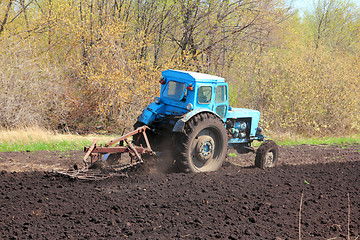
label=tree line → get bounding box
[0,0,359,135]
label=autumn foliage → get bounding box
[0,0,359,136]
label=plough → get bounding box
[57,126,153,180]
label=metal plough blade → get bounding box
[56,168,128,181]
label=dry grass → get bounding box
[0,127,115,152]
[299,190,304,240]
[0,127,112,143]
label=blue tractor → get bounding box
[134,69,279,172]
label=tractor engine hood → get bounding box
[227,107,260,119]
[227,107,261,136]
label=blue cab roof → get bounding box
[162,69,225,83]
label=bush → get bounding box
[0,37,71,129]
[228,44,359,136]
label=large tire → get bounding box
[175,113,228,172]
[255,140,279,169]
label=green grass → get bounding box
[272,135,360,146]
[1,128,359,152]
[0,139,96,152]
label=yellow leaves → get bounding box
[1,0,357,133]
[228,38,359,136]
[73,22,168,126]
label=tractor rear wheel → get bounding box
[175,113,227,172]
[255,140,279,169]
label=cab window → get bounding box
[198,86,212,104]
[163,81,186,101]
[215,85,227,103]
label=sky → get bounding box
[287,0,316,17]
[288,0,360,17]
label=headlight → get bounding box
[239,122,247,131]
[235,121,247,131]
[186,103,193,111]
[256,126,262,134]
[154,97,160,104]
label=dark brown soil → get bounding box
[0,144,359,239]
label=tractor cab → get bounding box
[160,70,229,120]
[138,70,230,128]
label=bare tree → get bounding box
[166,0,290,73]
[306,0,360,51]
[0,0,13,34]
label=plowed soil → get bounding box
[0,144,359,239]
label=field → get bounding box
[1,0,359,238]
[0,144,359,239]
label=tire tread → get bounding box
[255,140,279,169]
[175,113,227,172]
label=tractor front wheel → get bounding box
[175,113,227,172]
[255,140,279,169]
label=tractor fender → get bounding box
[172,109,224,132]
